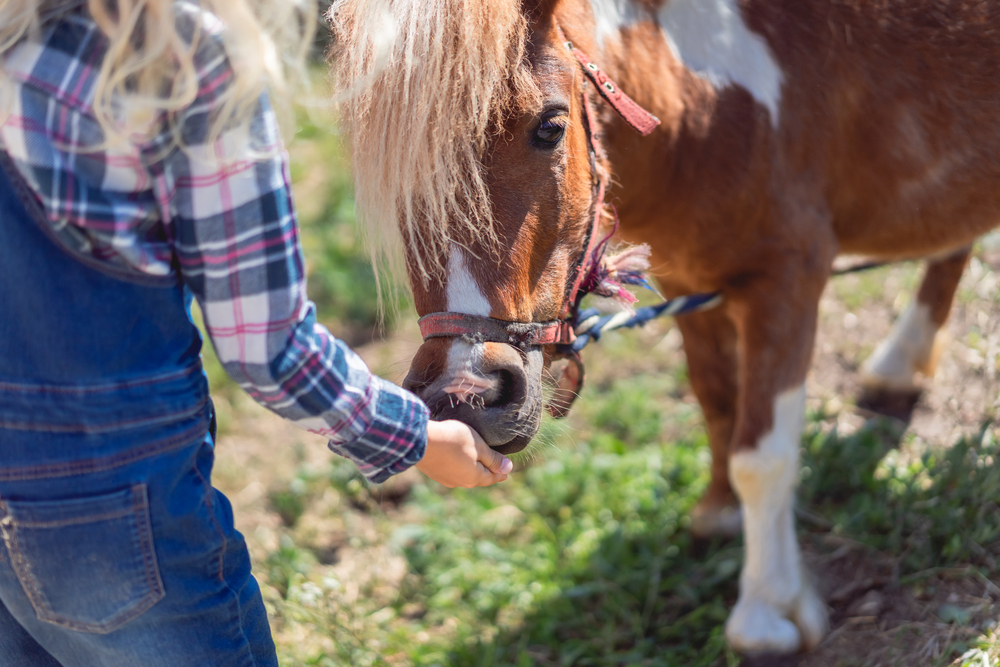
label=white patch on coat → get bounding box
[442,245,496,402]
[725,385,827,654]
[861,302,937,390]
[658,0,784,124]
[589,0,645,45]
[446,244,491,316]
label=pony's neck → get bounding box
[580,0,778,230]
[584,0,783,125]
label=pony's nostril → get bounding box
[481,365,526,409]
[482,369,513,407]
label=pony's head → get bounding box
[332,0,641,453]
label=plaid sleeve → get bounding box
[144,18,428,483]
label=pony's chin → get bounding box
[461,404,539,455]
[424,348,545,456]
[488,433,532,455]
[426,400,540,455]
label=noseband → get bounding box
[418,25,662,418]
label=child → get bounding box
[0,0,512,664]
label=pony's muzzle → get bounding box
[403,340,542,454]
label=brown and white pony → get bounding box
[331,0,999,655]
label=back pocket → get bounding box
[0,484,164,633]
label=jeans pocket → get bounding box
[0,484,165,634]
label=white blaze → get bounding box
[446,244,491,316]
[861,301,938,390]
[725,385,827,654]
[659,0,784,124]
[443,245,495,402]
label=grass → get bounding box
[248,377,1000,667]
[800,418,1000,576]
[196,76,1000,666]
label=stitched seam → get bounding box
[0,396,208,433]
[13,507,132,528]
[131,485,165,606]
[192,462,227,582]
[34,582,163,633]
[34,601,154,633]
[0,509,54,619]
[0,365,203,394]
[2,488,166,634]
[0,419,206,481]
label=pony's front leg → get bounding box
[676,306,741,537]
[723,282,828,655]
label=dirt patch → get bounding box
[790,537,1000,667]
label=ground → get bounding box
[199,98,1000,667]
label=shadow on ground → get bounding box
[422,407,1000,667]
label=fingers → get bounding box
[472,440,512,487]
[420,420,514,488]
[475,438,513,475]
[474,466,508,487]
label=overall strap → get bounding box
[0,151,176,287]
[0,148,208,433]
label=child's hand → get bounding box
[417,420,513,488]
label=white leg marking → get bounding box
[861,301,938,390]
[446,244,491,316]
[658,0,784,125]
[725,385,827,655]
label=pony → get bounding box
[331,0,1000,655]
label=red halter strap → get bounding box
[416,25,660,415]
[418,312,575,347]
[559,28,660,137]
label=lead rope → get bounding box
[567,257,913,355]
[568,292,723,352]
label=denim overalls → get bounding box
[0,152,277,665]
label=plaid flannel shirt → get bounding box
[0,5,428,483]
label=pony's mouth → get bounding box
[425,393,540,455]
[406,344,545,454]
[488,433,532,455]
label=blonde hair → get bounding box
[329,0,539,283]
[0,0,317,147]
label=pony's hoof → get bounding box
[689,499,742,538]
[792,581,829,651]
[725,598,801,655]
[855,383,921,422]
[725,583,828,655]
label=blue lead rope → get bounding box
[568,292,723,353]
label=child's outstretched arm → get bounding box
[148,20,510,487]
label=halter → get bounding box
[418,26,707,418]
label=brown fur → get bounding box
[333,0,998,651]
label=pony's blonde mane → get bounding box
[0,0,315,149]
[329,0,540,284]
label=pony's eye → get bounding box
[533,118,566,147]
